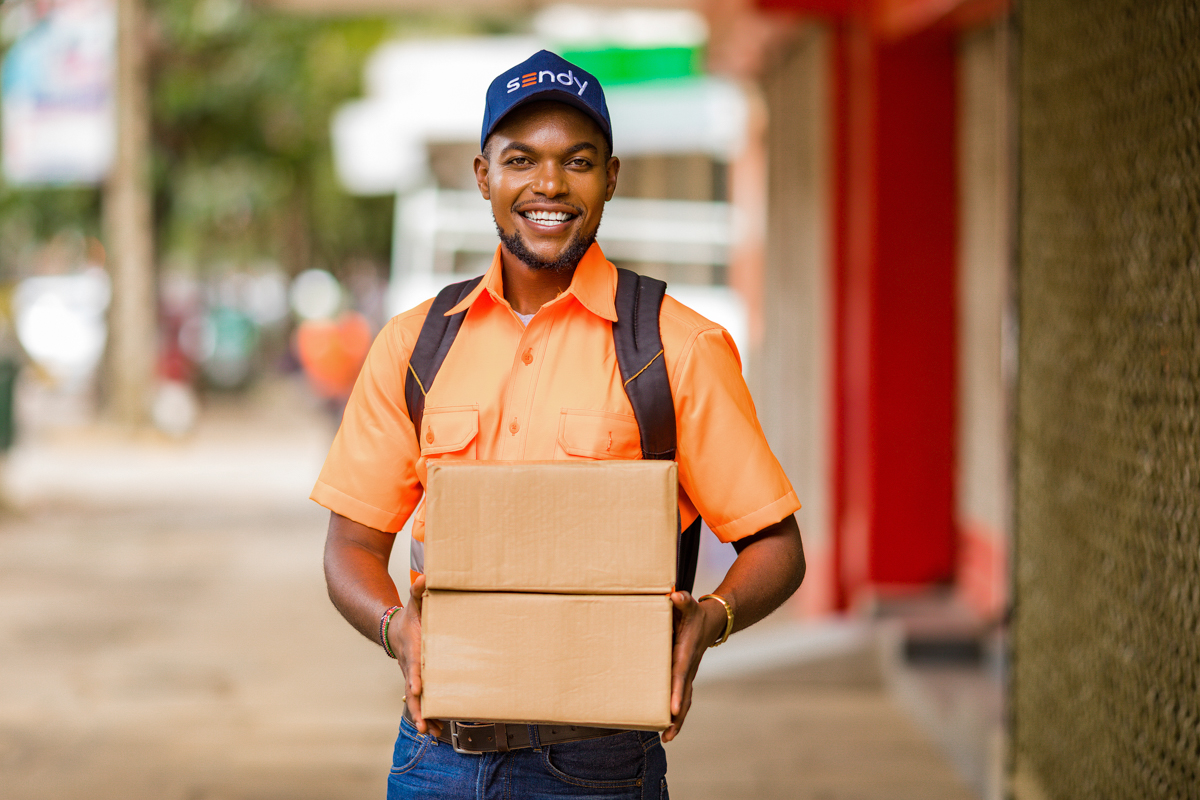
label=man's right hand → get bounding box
[388,574,441,738]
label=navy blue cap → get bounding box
[481,50,611,153]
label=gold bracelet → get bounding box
[696,594,734,647]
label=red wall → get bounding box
[760,0,995,606]
[868,30,958,585]
[833,22,958,602]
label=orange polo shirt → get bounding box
[311,243,799,565]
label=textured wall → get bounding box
[1014,0,1200,796]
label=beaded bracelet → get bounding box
[379,605,403,659]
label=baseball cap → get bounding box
[481,50,612,154]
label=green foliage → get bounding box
[149,1,396,276]
[0,187,101,280]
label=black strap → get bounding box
[676,516,703,596]
[404,276,484,436]
[612,269,676,461]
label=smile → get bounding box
[520,210,576,227]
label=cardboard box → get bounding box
[423,461,677,594]
[421,590,672,730]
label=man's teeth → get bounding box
[522,210,572,225]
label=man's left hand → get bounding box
[663,590,724,742]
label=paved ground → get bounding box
[0,379,975,799]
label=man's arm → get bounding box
[323,512,439,736]
[663,513,805,742]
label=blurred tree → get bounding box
[148,1,396,277]
[147,3,515,279]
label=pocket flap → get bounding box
[558,409,642,460]
[421,407,479,455]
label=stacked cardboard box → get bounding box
[420,460,677,731]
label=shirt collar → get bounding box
[444,242,618,322]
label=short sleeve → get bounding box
[672,326,801,542]
[309,310,428,533]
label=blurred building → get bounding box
[689,0,1012,624]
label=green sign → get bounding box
[557,46,704,86]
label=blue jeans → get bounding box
[387,717,669,800]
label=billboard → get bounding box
[2,0,116,186]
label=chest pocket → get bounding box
[556,409,642,460]
[420,406,479,459]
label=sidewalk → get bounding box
[0,379,976,799]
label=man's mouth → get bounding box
[520,209,577,228]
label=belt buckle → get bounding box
[448,721,485,755]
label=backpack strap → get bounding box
[612,268,703,593]
[613,269,676,460]
[404,276,484,436]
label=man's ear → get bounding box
[473,154,491,200]
[605,156,621,202]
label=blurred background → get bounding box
[0,0,1196,799]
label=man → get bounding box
[314,50,805,799]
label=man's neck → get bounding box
[499,247,577,315]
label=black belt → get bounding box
[402,704,625,754]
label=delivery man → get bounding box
[313,50,806,800]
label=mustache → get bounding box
[511,201,585,216]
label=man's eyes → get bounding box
[502,156,594,168]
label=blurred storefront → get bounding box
[700,0,1014,623]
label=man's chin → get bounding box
[497,225,595,272]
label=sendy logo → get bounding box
[506,69,589,97]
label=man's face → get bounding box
[474,101,619,271]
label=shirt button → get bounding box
[509,419,520,435]
[522,348,533,365]
[426,428,434,444]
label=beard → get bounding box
[495,214,599,272]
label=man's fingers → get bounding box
[406,692,428,735]
[409,574,427,607]
[664,669,696,743]
[670,632,693,714]
[665,589,708,741]
[670,590,693,614]
[399,576,427,733]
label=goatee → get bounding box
[495,218,598,272]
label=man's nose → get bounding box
[531,162,568,197]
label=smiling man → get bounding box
[314,50,806,800]
[483,99,610,274]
